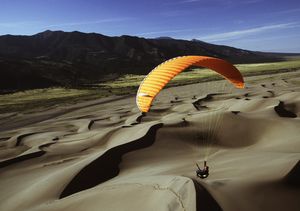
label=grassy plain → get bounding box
[1,59,300,113]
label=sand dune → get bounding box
[0,71,300,211]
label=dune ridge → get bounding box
[0,71,300,211]
[60,123,163,198]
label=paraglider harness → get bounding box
[196,161,209,179]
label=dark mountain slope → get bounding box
[0,30,283,91]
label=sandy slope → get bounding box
[0,71,300,211]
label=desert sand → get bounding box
[0,70,300,211]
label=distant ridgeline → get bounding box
[0,30,283,91]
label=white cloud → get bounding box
[164,0,201,5]
[199,22,299,42]
[241,0,262,4]
[137,29,194,36]
[0,21,40,28]
[224,34,300,53]
[271,8,300,15]
[179,0,200,3]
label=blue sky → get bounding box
[1,0,300,52]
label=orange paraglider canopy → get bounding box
[136,55,244,112]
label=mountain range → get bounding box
[0,30,287,91]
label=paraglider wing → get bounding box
[136,56,244,112]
